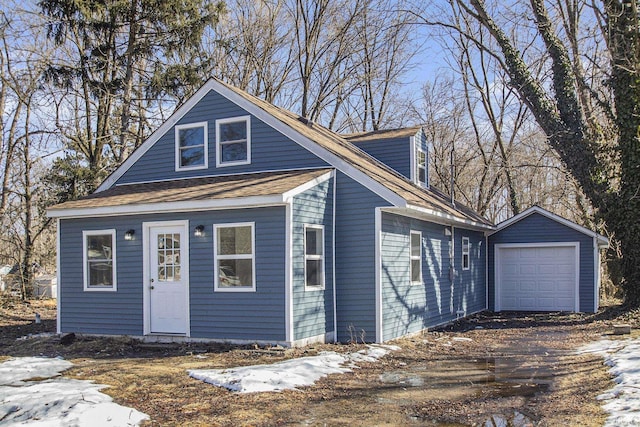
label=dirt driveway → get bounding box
[0,299,624,426]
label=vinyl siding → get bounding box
[59,207,287,340]
[117,90,329,185]
[488,212,595,312]
[334,172,391,342]
[380,213,486,340]
[291,178,334,341]
[353,137,412,179]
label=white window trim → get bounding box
[462,237,470,271]
[216,115,251,168]
[416,147,428,187]
[304,224,325,290]
[410,230,423,285]
[82,229,117,292]
[175,121,209,171]
[213,222,256,292]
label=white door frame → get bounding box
[143,220,190,336]
[494,242,580,312]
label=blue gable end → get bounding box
[117,90,329,185]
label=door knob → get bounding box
[150,286,155,290]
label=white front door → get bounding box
[148,223,189,334]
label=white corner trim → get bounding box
[375,207,383,343]
[494,242,580,312]
[331,170,337,343]
[56,218,61,334]
[285,202,293,343]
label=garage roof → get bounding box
[493,206,609,247]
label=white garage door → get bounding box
[496,244,578,312]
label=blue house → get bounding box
[48,78,604,347]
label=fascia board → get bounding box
[47,195,285,219]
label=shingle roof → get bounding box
[342,126,423,143]
[213,79,492,227]
[55,78,492,228]
[48,169,331,212]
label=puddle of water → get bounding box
[379,357,553,399]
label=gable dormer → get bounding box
[343,126,429,188]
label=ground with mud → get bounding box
[0,298,630,426]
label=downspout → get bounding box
[332,170,337,343]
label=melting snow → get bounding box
[580,337,640,427]
[0,357,148,426]
[189,344,399,393]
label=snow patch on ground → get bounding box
[189,344,399,393]
[0,357,149,426]
[580,337,640,427]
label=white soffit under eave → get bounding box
[390,205,494,231]
[491,205,609,246]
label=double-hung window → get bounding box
[410,231,422,284]
[416,148,427,186]
[175,122,208,170]
[304,225,324,289]
[214,223,255,292]
[462,237,470,270]
[83,229,116,291]
[216,116,251,167]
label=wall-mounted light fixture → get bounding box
[444,227,452,237]
[124,229,135,241]
[194,225,205,237]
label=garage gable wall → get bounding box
[488,212,595,312]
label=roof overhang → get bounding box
[384,206,495,231]
[491,205,609,247]
[48,169,333,220]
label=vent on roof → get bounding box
[298,116,314,128]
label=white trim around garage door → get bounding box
[494,242,580,312]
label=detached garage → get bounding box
[488,206,608,313]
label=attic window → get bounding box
[416,148,427,186]
[216,116,251,167]
[175,122,208,171]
